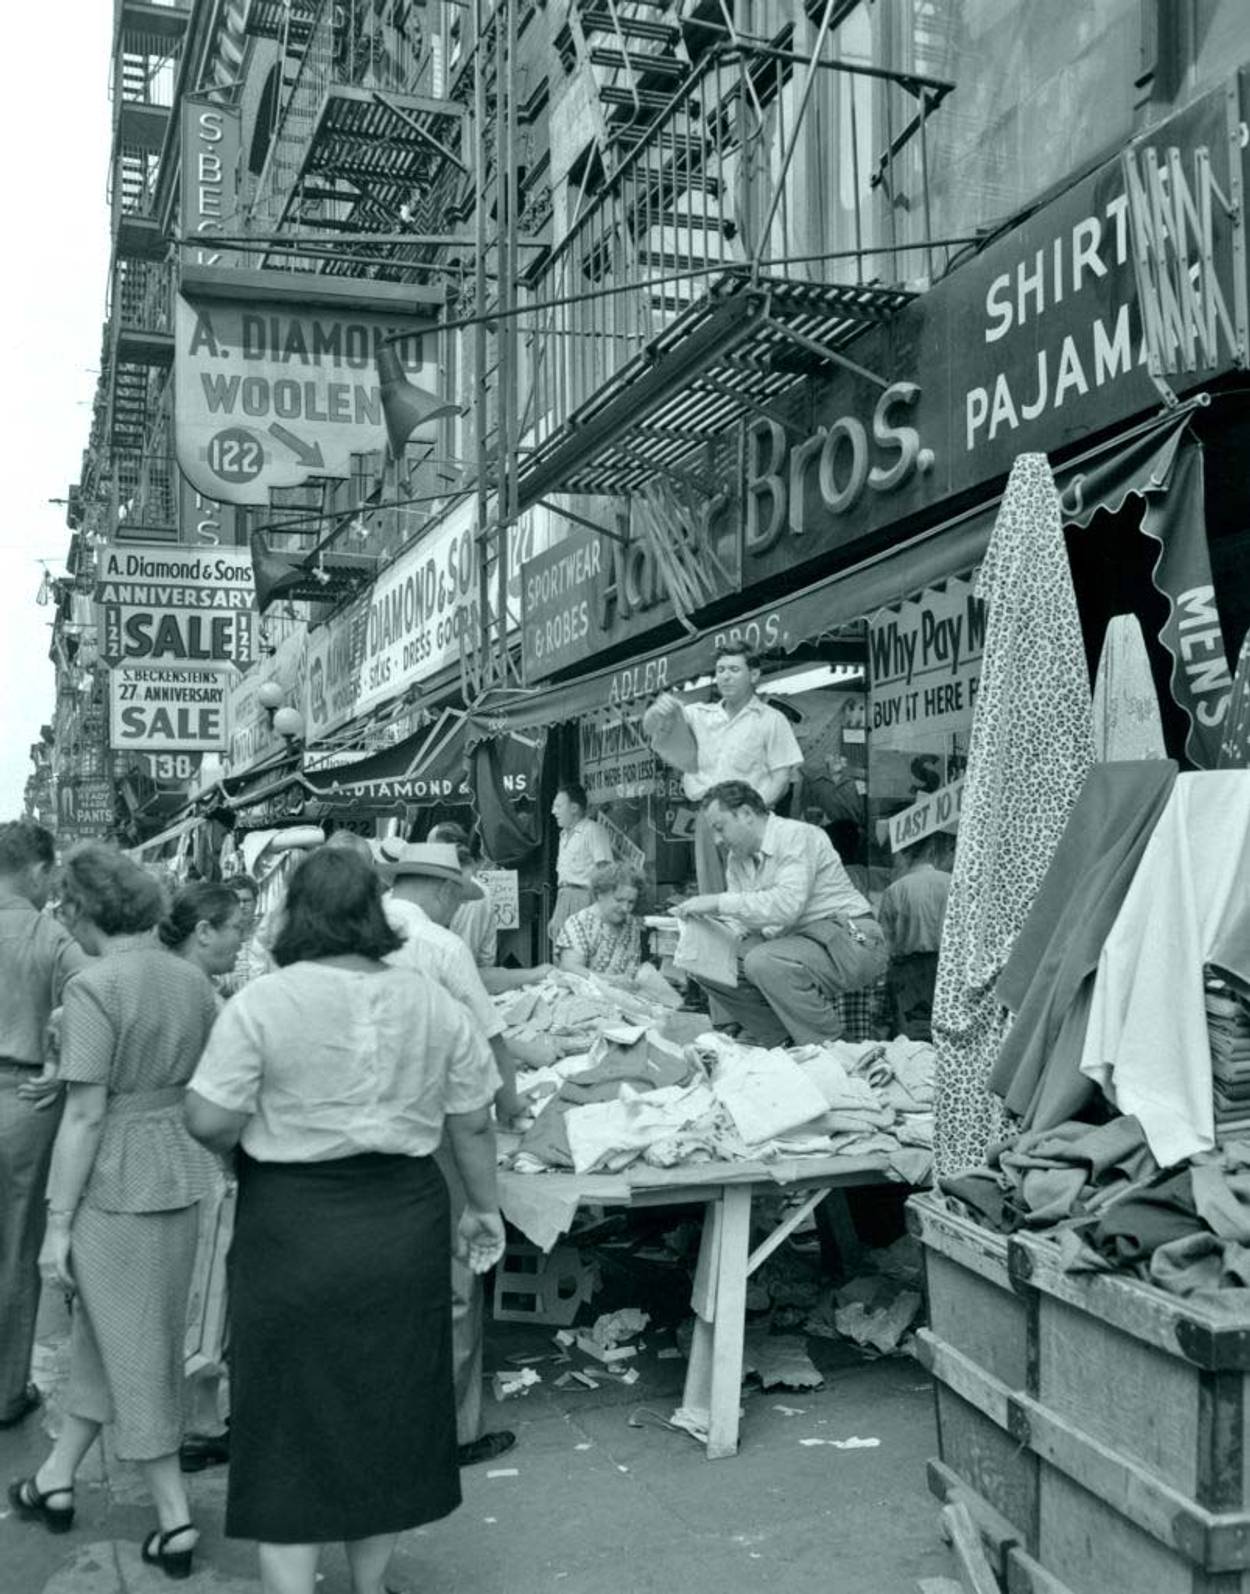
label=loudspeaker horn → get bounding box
[250,530,306,615]
[377,346,461,461]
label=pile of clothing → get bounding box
[505,1028,935,1180]
[1208,975,1250,1137]
[495,969,685,1055]
[942,1115,1250,1299]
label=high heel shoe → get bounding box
[140,1523,198,1581]
[7,1476,75,1533]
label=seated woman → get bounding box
[159,882,247,985]
[555,861,644,984]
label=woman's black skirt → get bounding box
[225,1151,459,1544]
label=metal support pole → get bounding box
[750,0,841,275]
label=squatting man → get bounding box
[673,781,887,1047]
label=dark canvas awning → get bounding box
[472,405,1201,741]
[303,710,469,814]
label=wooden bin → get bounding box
[909,1191,1250,1594]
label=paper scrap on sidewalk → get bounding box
[799,1435,881,1449]
[487,1468,519,1478]
[743,1331,824,1391]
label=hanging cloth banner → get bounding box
[470,730,546,865]
[1060,417,1233,768]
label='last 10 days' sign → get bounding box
[174,285,435,504]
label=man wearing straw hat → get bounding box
[643,642,803,895]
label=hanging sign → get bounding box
[94,543,256,668]
[868,576,986,750]
[888,778,963,853]
[174,279,436,504]
[179,94,241,269]
[110,664,232,753]
[303,500,481,741]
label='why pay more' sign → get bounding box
[868,575,986,749]
[174,287,435,505]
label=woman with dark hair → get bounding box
[555,860,645,982]
[9,844,220,1580]
[185,849,504,1594]
[159,882,246,981]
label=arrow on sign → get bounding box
[268,423,325,469]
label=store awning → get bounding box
[471,404,1200,740]
[302,709,470,815]
[125,814,202,860]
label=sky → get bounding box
[0,5,112,814]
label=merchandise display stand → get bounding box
[499,1152,919,1458]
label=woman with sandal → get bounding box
[8,844,220,1579]
[185,847,505,1594]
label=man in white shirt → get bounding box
[673,781,888,1047]
[548,781,613,942]
[643,643,803,894]
[376,840,518,1469]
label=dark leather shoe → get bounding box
[178,1433,230,1473]
[457,1431,516,1467]
[0,1385,41,1429]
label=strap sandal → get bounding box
[7,1476,75,1533]
[141,1522,198,1581]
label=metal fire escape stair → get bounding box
[558,0,696,160]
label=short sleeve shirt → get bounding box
[385,896,504,1039]
[555,906,642,979]
[59,943,221,1211]
[0,893,91,1064]
[451,894,498,969]
[556,818,614,887]
[190,962,500,1162]
[681,697,803,802]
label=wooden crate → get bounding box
[909,1191,1250,1594]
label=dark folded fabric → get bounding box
[939,1172,1016,1234]
[1088,1170,1200,1267]
[991,761,1178,1130]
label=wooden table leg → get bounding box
[705,1183,752,1458]
[676,1184,753,1457]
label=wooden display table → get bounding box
[499,1152,925,1458]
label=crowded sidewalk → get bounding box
[2,1291,951,1594]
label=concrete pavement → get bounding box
[1,1301,955,1594]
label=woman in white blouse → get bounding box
[185,848,504,1594]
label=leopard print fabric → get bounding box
[934,453,1095,1175]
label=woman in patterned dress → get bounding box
[8,844,220,1580]
[554,861,645,983]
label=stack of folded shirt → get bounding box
[1207,973,1250,1137]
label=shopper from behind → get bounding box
[642,643,803,893]
[555,860,645,983]
[0,820,91,1431]
[673,781,888,1046]
[877,833,952,1040]
[379,838,520,1469]
[9,845,220,1580]
[185,848,505,1594]
[159,882,247,985]
[547,780,612,942]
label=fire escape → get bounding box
[247,0,467,281]
[103,0,188,541]
[516,0,955,511]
